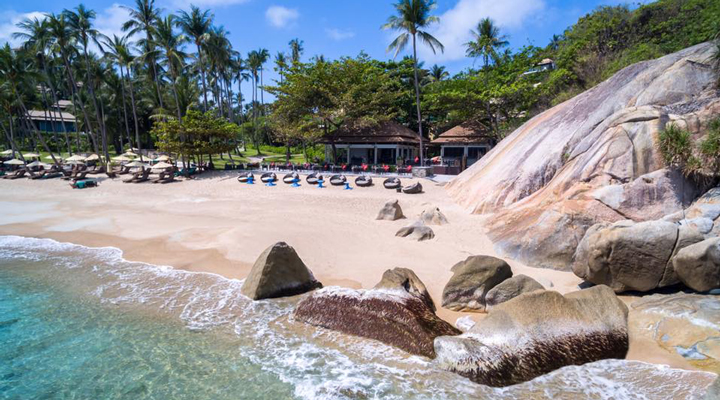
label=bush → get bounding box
[658,123,694,173]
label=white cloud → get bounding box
[171,0,250,8]
[265,6,299,29]
[0,10,46,47]
[325,28,355,41]
[414,0,546,62]
[95,3,134,42]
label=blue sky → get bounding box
[0,0,643,102]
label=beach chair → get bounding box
[402,182,423,194]
[123,170,144,183]
[383,177,401,190]
[306,172,322,185]
[237,172,254,183]
[283,172,300,184]
[261,172,278,183]
[4,169,27,180]
[70,179,98,189]
[355,176,373,187]
[133,169,152,183]
[329,175,347,186]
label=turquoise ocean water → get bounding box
[0,235,715,400]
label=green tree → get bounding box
[382,0,443,166]
[289,38,303,64]
[176,6,213,111]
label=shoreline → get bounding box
[0,173,699,372]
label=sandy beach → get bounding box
[0,171,695,371]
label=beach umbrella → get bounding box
[122,151,138,157]
[151,162,173,170]
[0,149,12,155]
[85,154,100,161]
[26,161,42,167]
[22,152,40,158]
[44,155,63,161]
[155,155,170,161]
[3,159,24,165]
[111,155,132,162]
[66,155,87,162]
[126,161,147,168]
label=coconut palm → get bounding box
[64,4,104,155]
[13,16,73,154]
[274,51,288,83]
[205,26,236,120]
[255,48,270,108]
[176,6,213,111]
[150,16,188,120]
[466,18,509,68]
[429,64,448,82]
[289,38,303,64]
[382,0,443,166]
[122,0,164,109]
[103,34,135,148]
[102,35,141,154]
[233,56,250,116]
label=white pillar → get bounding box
[374,144,378,165]
[464,146,469,157]
[347,145,351,165]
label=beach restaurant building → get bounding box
[28,100,77,133]
[431,122,494,172]
[320,122,420,165]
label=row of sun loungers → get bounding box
[237,172,422,193]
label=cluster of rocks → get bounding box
[442,255,543,312]
[573,187,720,293]
[241,242,629,387]
[376,200,449,242]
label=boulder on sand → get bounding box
[485,274,544,307]
[294,270,461,358]
[419,205,449,225]
[373,267,435,311]
[441,255,513,312]
[396,221,435,241]
[434,285,629,387]
[577,220,704,292]
[376,199,404,221]
[672,237,720,292]
[241,242,322,300]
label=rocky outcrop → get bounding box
[630,293,720,372]
[446,42,719,270]
[673,237,720,292]
[441,256,513,312]
[376,199,404,221]
[574,220,704,292]
[485,274,544,307]
[241,242,322,300]
[395,221,435,241]
[373,267,435,311]
[434,285,629,387]
[294,282,460,358]
[419,206,449,225]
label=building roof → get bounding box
[431,122,494,145]
[27,110,76,123]
[54,100,73,109]
[538,58,554,65]
[320,121,420,145]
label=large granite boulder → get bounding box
[241,242,322,300]
[376,199,404,221]
[446,42,719,270]
[373,267,435,311]
[419,206,449,225]
[294,285,460,358]
[395,221,435,241]
[434,285,629,387]
[673,237,720,292]
[441,256,513,312]
[485,274,544,307]
[577,220,704,292]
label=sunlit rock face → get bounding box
[447,42,720,270]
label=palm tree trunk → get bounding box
[15,94,60,166]
[225,77,234,122]
[82,46,103,155]
[42,61,72,155]
[127,67,141,155]
[119,65,133,149]
[411,33,425,167]
[197,42,209,111]
[61,53,94,152]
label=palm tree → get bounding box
[0,44,60,165]
[122,0,164,110]
[246,50,263,153]
[289,38,303,64]
[429,64,448,82]
[465,17,508,135]
[382,0,443,166]
[176,6,213,111]
[102,35,141,154]
[233,56,250,118]
[549,34,563,51]
[274,51,288,83]
[64,4,104,156]
[103,35,135,148]
[256,48,270,108]
[151,16,188,120]
[465,18,508,68]
[13,16,73,154]
[46,12,92,152]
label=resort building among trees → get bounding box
[431,122,494,172]
[28,100,76,133]
[321,122,420,165]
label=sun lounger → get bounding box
[383,177,401,190]
[355,176,373,187]
[261,172,278,183]
[306,172,322,185]
[4,169,27,180]
[238,172,254,183]
[70,179,98,189]
[329,175,347,186]
[402,182,423,194]
[133,169,152,183]
[283,172,300,184]
[158,174,176,184]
